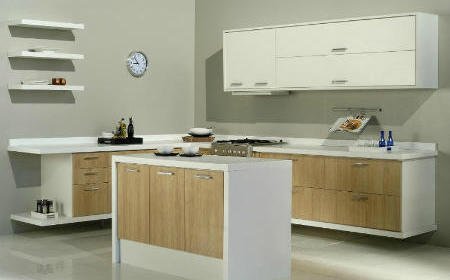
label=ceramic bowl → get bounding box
[182,145,200,155]
[188,128,213,136]
[157,146,174,154]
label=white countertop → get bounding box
[112,153,290,172]
[8,134,438,161]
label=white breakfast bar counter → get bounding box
[111,154,292,280]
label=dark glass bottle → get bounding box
[387,131,394,147]
[127,117,134,139]
[379,131,386,147]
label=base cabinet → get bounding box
[117,165,225,259]
[260,152,402,232]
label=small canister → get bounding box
[42,199,48,214]
[52,78,61,85]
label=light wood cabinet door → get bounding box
[73,152,108,169]
[292,186,313,219]
[73,183,108,217]
[312,189,337,223]
[117,163,150,244]
[149,166,185,251]
[324,157,350,191]
[349,159,401,195]
[384,195,401,231]
[294,155,325,188]
[185,169,224,259]
[336,191,365,227]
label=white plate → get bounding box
[28,47,61,53]
[20,80,50,85]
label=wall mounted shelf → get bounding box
[7,19,84,30]
[8,51,84,60]
[8,84,84,91]
[10,213,110,227]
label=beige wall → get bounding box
[0,0,195,234]
[195,0,450,247]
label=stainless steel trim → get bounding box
[126,168,140,173]
[331,47,348,52]
[332,80,348,84]
[195,175,213,180]
[254,82,268,86]
[352,162,369,166]
[83,157,99,160]
[352,194,369,201]
[230,82,243,86]
[84,187,100,192]
[84,172,97,176]
[157,171,174,176]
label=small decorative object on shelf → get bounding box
[127,117,134,138]
[52,78,66,85]
[387,130,394,147]
[379,131,386,147]
[32,199,58,219]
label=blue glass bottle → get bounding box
[387,131,394,147]
[379,131,386,147]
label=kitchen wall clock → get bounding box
[126,51,148,77]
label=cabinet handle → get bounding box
[254,82,268,86]
[83,157,99,160]
[352,194,368,201]
[157,171,174,176]
[126,168,140,173]
[230,82,243,86]
[84,172,98,176]
[331,47,348,52]
[352,162,369,167]
[331,80,348,84]
[84,187,100,191]
[195,174,213,180]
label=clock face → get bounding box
[127,51,148,77]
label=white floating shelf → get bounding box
[7,19,84,30]
[8,51,84,60]
[11,212,111,227]
[8,84,84,91]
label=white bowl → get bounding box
[102,132,114,138]
[157,146,174,154]
[182,145,199,155]
[189,128,212,136]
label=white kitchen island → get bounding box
[111,154,292,280]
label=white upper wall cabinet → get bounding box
[223,29,276,92]
[223,13,438,93]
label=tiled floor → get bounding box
[1,224,450,280]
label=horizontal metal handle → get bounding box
[195,175,213,180]
[83,157,99,160]
[332,80,348,84]
[83,172,98,176]
[84,187,100,192]
[230,82,243,86]
[352,195,368,201]
[126,168,140,173]
[352,162,369,166]
[254,82,268,86]
[331,47,348,52]
[157,171,174,176]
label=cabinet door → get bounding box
[117,163,150,244]
[384,195,401,231]
[292,186,313,219]
[277,16,415,57]
[149,166,185,251]
[224,29,276,90]
[293,155,325,188]
[312,189,337,223]
[324,157,351,191]
[349,159,384,194]
[336,191,365,227]
[277,51,415,88]
[73,183,108,217]
[185,169,224,259]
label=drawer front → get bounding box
[277,16,415,57]
[336,191,401,231]
[277,51,416,88]
[312,188,337,223]
[292,186,313,219]
[73,153,108,169]
[73,168,108,185]
[73,183,108,217]
[349,159,401,195]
